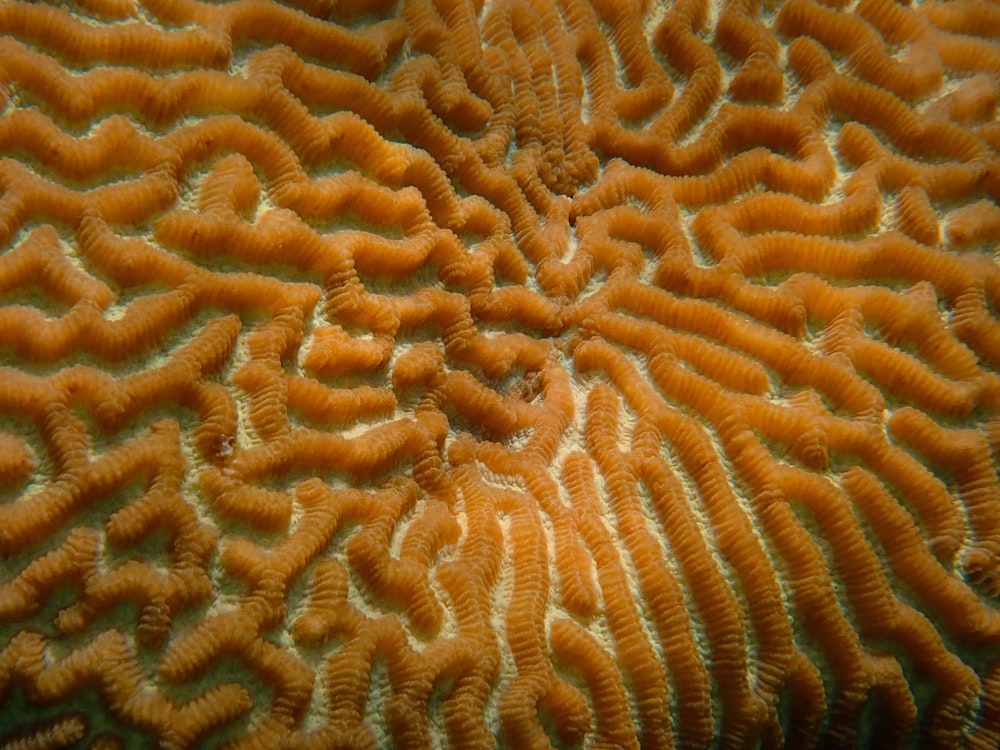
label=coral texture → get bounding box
[1,0,1000,747]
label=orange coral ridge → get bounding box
[1,0,1000,748]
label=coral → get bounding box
[1,0,999,747]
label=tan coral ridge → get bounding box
[1,0,1000,748]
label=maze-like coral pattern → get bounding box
[1,0,1000,747]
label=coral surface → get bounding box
[1,0,1000,747]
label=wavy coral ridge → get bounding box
[0,0,999,747]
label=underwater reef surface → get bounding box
[1,0,1000,747]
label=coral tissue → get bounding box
[1,0,1000,747]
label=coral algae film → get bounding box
[1,0,1000,747]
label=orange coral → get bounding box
[1,0,1000,747]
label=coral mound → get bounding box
[1,0,1000,748]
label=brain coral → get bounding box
[1,0,1000,748]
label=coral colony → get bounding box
[1,0,1000,747]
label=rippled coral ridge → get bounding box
[1,0,1000,747]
